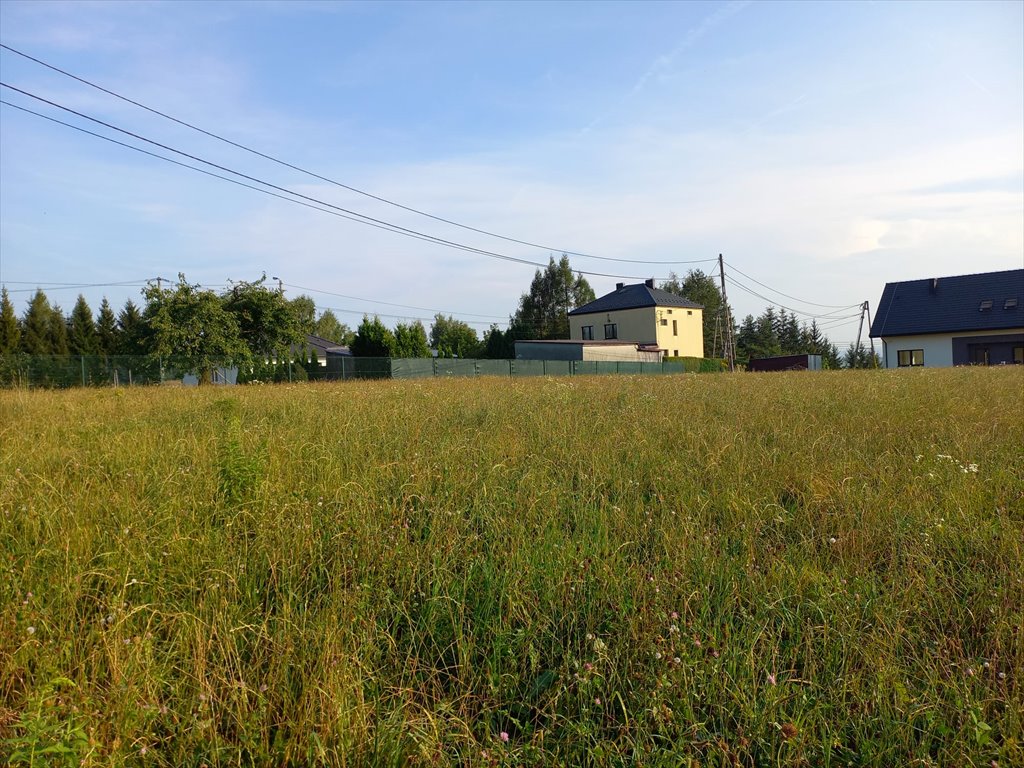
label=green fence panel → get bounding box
[640,362,664,375]
[617,362,643,375]
[435,359,478,377]
[594,362,618,375]
[392,358,435,379]
[475,359,512,377]
[662,360,685,374]
[542,360,572,376]
[573,361,597,376]
[511,359,546,377]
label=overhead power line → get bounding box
[284,283,507,321]
[723,260,856,309]
[0,42,712,268]
[0,87,695,282]
[724,274,860,320]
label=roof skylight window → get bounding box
[979,300,993,311]
[1005,298,1019,310]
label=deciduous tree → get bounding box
[143,274,251,384]
[430,314,480,357]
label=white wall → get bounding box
[881,328,1023,368]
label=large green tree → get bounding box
[511,255,595,340]
[116,299,149,356]
[143,275,251,384]
[0,287,20,354]
[393,321,431,358]
[430,314,480,358]
[47,304,70,355]
[20,290,53,354]
[350,316,395,357]
[96,298,118,357]
[660,270,734,358]
[68,295,98,355]
[313,309,354,346]
[222,276,304,359]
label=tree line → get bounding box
[0,257,876,384]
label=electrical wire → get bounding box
[0,43,717,268]
[1,86,693,281]
[724,275,860,319]
[723,260,858,309]
[283,283,506,321]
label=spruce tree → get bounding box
[68,294,98,355]
[20,289,52,354]
[0,287,20,354]
[48,305,70,355]
[96,298,118,356]
[117,299,147,356]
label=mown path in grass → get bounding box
[1,368,1022,767]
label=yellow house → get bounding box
[568,279,704,358]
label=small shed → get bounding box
[748,354,823,372]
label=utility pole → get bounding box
[272,276,283,294]
[718,253,736,372]
[853,300,878,369]
[865,301,878,368]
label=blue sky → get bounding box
[1,0,1021,346]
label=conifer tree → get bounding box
[48,305,70,355]
[0,287,20,354]
[68,294,98,355]
[116,299,147,356]
[96,298,118,356]
[20,289,52,354]
[393,321,431,358]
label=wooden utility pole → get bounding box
[718,253,736,371]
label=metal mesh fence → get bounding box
[0,354,726,388]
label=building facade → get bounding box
[568,279,704,358]
[869,269,1023,368]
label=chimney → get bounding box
[645,278,655,288]
[616,282,624,290]
[930,278,939,294]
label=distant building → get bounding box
[514,339,663,363]
[567,279,704,358]
[748,354,823,372]
[295,334,352,366]
[869,269,1023,368]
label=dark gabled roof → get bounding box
[569,282,702,316]
[869,268,1024,338]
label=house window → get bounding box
[1014,347,1023,364]
[660,318,668,326]
[666,309,672,314]
[674,349,679,357]
[897,349,924,367]
[581,325,593,340]
[687,310,693,315]
[604,323,618,340]
[672,320,678,336]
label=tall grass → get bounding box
[1,368,1021,766]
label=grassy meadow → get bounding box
[1,368,1022,767]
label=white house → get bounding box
[869,269,1023,368]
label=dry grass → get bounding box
[1,367,1022,766]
